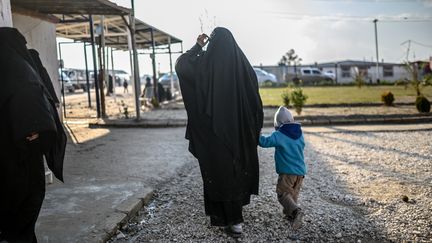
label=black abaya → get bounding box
[175,27,263,226]
[0,27,66,242]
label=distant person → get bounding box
[259,106,306,230]
[107,74,114,96]
[142,77,153,105]
[0,27,67,243]
[175,27,263,237]
[123,79,129,93]
[157,82,166,103]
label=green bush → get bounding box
[290,88,308,115]
[415,96,431,113]
[120,100,129,119]
[379,80,393,85]
[260,80,276,88]
[260,81,288,88]
[281,90,290,107]
[381,91,395,106]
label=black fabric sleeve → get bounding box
[188,43,203,56]
[8,82,57,144]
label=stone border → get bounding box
[89,114,432,129]
[100,188,154,242]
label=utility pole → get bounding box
[401,40,411,61]
[373,19,380,82]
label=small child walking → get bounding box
[259,106,306,229]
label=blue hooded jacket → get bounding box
[259,123,306,176]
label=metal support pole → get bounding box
[168,37,174,99]
[83,42,92,108]
[130,0,141,119]
[58,42,67,118]
[150,28,158,102]
[99,15,106,117]
[373,19,380,82]
[111,47,116,102]
[89,15,101,118]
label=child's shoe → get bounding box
[291,209,304,230]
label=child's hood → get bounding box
[277,123,302,140]
[274,106,294,128]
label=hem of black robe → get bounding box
[204,193,251,226]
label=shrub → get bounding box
[353,68,365,88]
[260,80,276,88]
[151,97,160,108]
[120,100,129,119]
[381,91,395,106]
[394,79,409,89]
[290,88,308,115]
[415,96,431,113]
[379,80,393,85]
[281,90,290,107]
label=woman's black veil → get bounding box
[197,27,263,165]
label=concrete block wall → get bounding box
[12,13,61,101]
[0,0,12,27]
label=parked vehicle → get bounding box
[297,67,333,84]
[323,70,336,80]
[62,68,93,91]
[158,72,180,99]
[254,68,277,83]
[158,72,179,89]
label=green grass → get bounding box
[259,85,432,106]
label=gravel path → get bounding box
[111,128,432,242]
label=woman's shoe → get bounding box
[225,223,242,238]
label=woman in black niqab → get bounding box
[0,27,66,243]
[175,27,263,233]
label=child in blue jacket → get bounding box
[259,106,306,230]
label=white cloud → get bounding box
[421,0,432,7]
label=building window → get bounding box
[383,65,393,77]
[341,66,351,78]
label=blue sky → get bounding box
[59,0,432,75]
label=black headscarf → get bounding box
[198,27,263,164]
[0,27,66,181]
[29,49,60,104]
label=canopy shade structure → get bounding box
[10,0,182,119]
[55,15,182,50]
[10,0,131,16]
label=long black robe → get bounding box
[0,27,66,242]
[175,27,263,226]
[28,49,67,182]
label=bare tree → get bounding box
[278,49,302,82]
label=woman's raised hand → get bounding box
[197,34,209,47]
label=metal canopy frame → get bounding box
[11,0,130,15]
[10,0,183,120]
[55,15,182,50]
